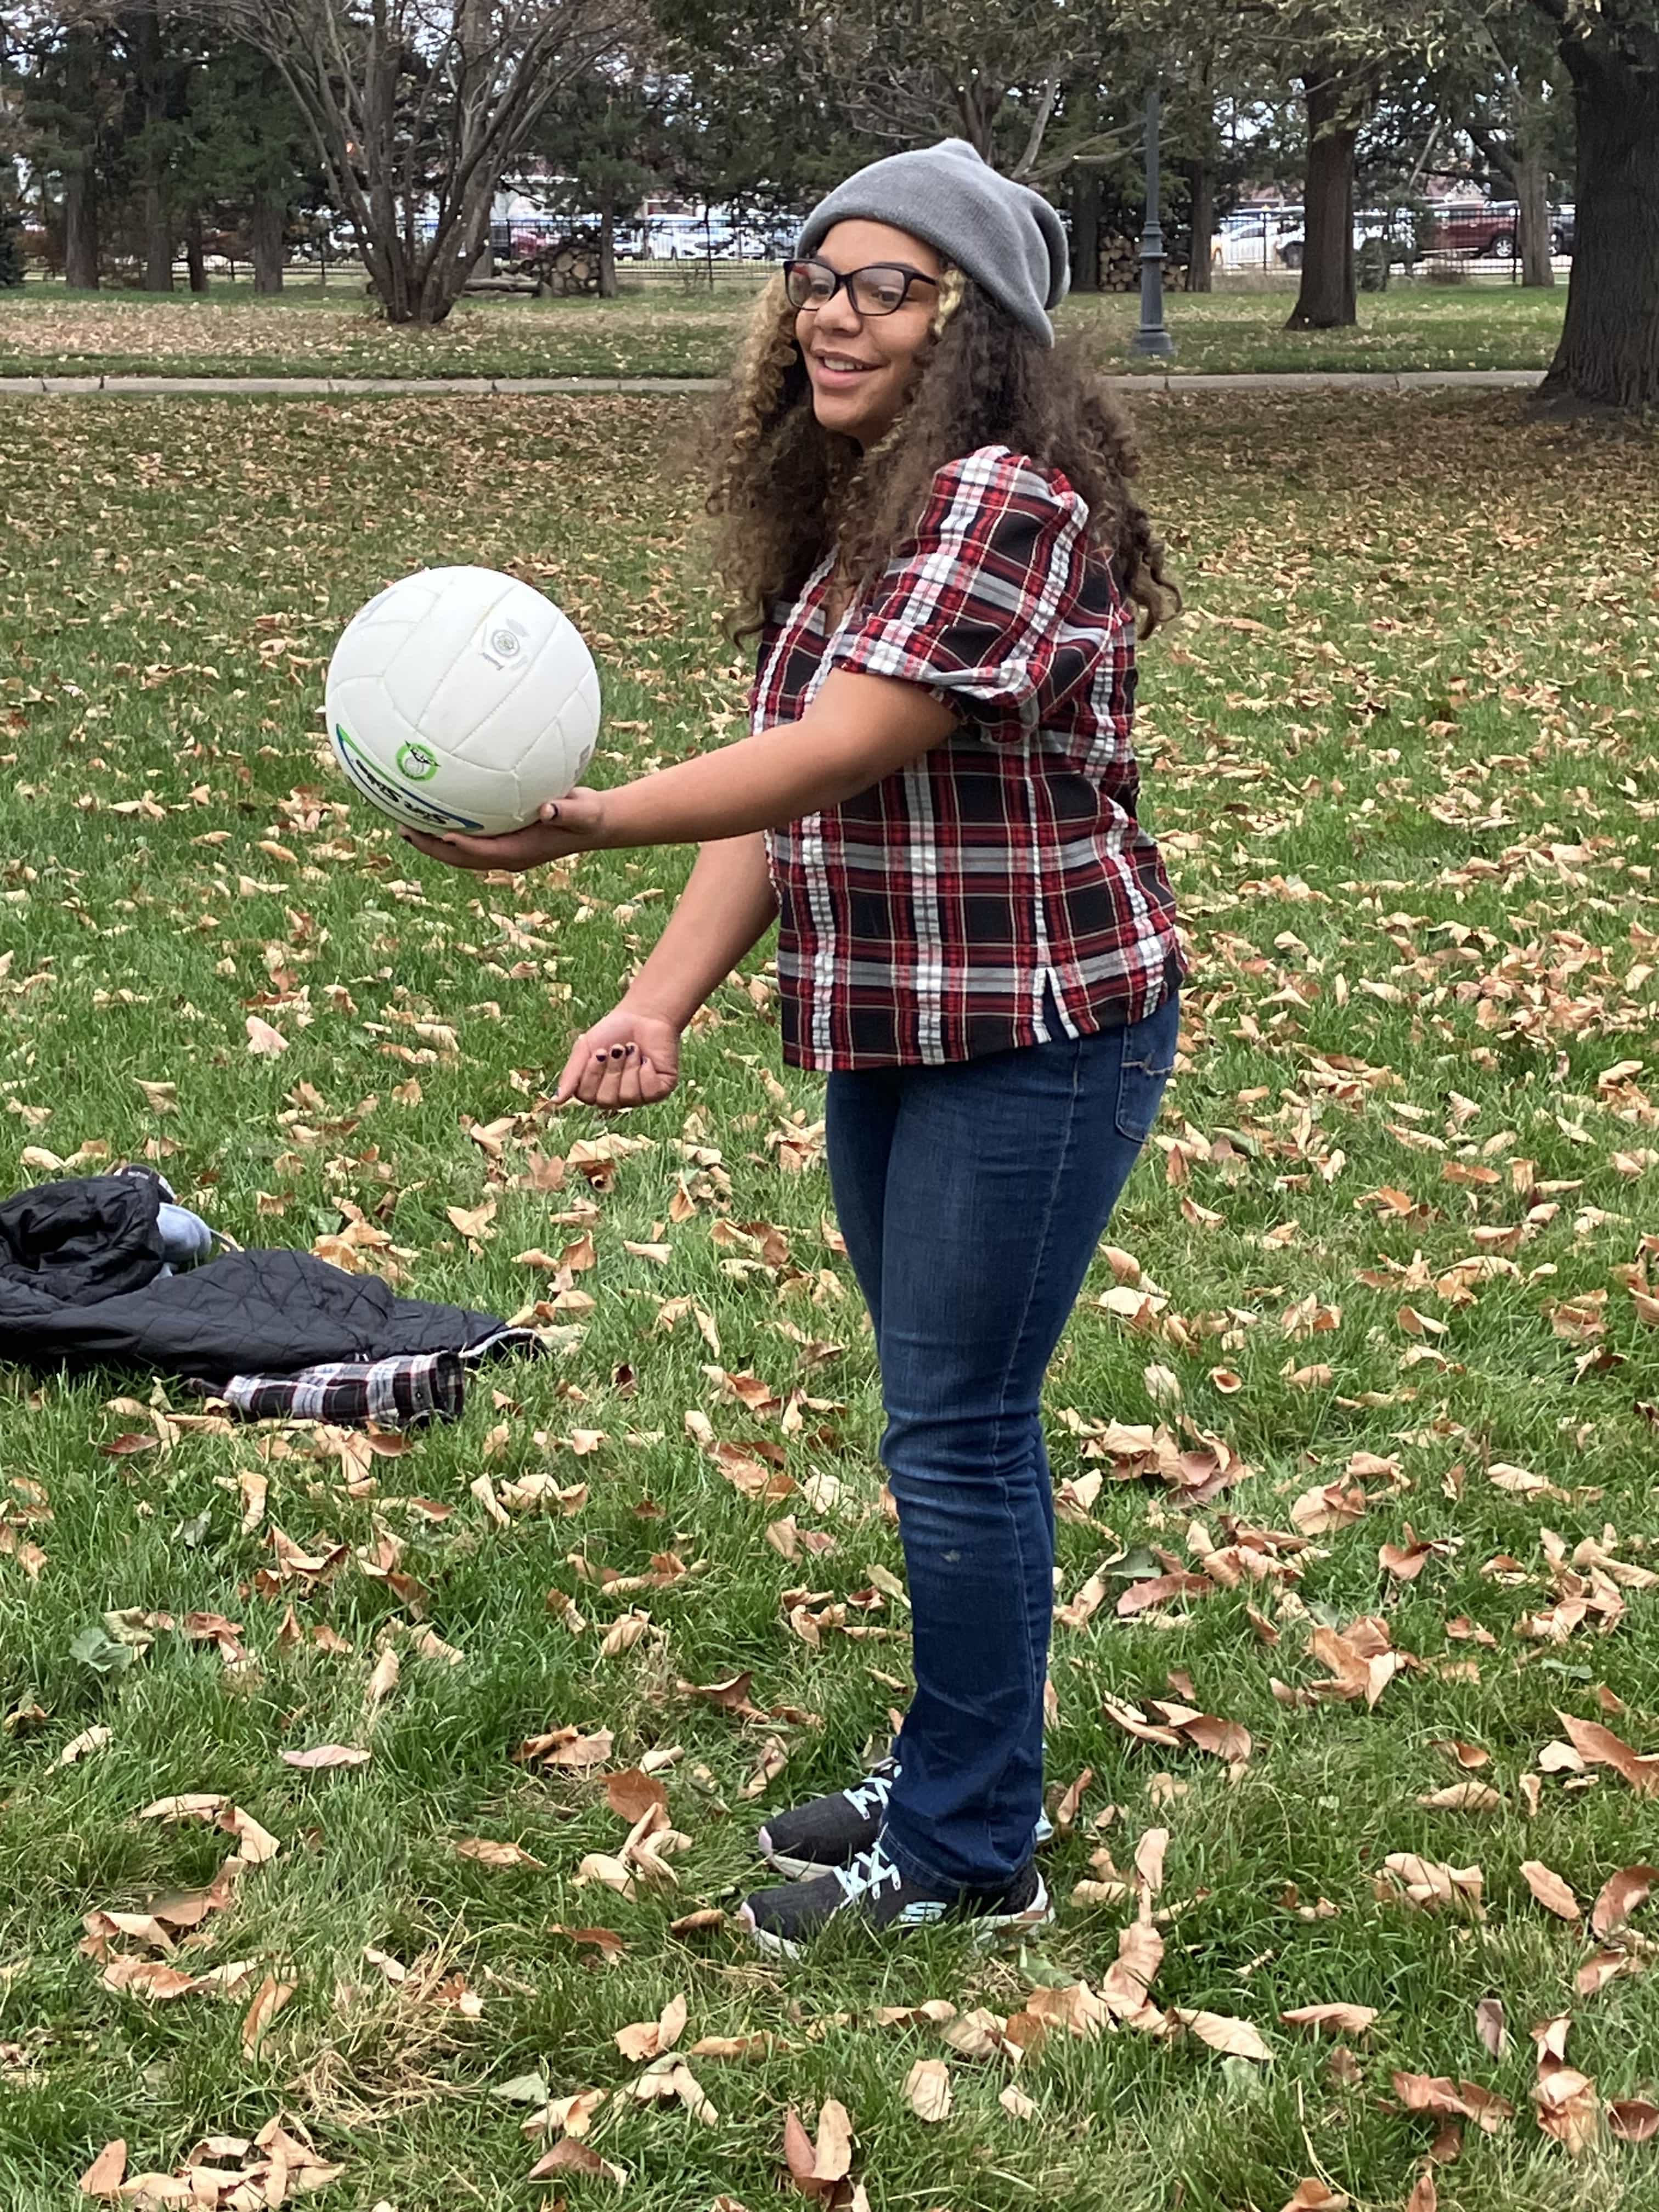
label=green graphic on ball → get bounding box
[396,741,440,783]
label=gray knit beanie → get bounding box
[795,138,1069,347]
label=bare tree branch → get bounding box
[1010,69,1058,177]
[193,0,633,319]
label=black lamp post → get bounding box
[1129,84,1175,359]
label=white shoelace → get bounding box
[833,1842,904,1904]
[840,1766,898,1820]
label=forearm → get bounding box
[621,833,778,1030]
[599,721,876,848]
[406,675,953,881]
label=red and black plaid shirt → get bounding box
[754,445,1183,1070]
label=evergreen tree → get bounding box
[179,35,320,290]
[0,195,23,289]
[13,21,119,287]
[523,67,673,295]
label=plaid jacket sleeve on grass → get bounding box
[185,1329,542,1429]
[760,446,1184,1071]
[204,1351,467,1427]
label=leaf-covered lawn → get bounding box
[0,277,1570,381]
[1,391,1657,2212]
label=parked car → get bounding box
[1425,204,1520,257]
[1274,210,1415,270]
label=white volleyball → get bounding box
[324,565,601,836]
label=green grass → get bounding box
[2,389,1658,2212]
[0,276,1569,380]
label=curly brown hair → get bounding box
[706,268,1179,640]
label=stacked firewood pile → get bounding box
[516,230,603,297]
[1098,232,1189,290]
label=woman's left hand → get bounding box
[402,788,609,873]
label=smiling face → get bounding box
[794,219,944,449]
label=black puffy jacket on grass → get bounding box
[0,1171,503,1383]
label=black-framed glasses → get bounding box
[783,257,940,317]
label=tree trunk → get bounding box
[1070,168,1101,292]
[1539,30,1659,410]
[1514,145,1554,288]
[136,7,174,292]
[61,29,99,291]
[598,188,618,297]
[251,191,285,292]
[185,210,207,293]
[955,78,1000,162]
[144,183,174,291]
[1185,157,1214,291]
[1286,64,1359,330]
[63,168,99,290]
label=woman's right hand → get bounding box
[554,1004,681,1111]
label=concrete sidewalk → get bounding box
[0,367,1545,399]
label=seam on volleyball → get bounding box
[403,573,523,736]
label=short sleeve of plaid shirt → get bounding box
[757,444,1184,1070]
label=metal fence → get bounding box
[1214,202,1573,284]
[455,213,793,265]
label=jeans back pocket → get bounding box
[1114,994,1180,1144]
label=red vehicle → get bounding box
[1426,204,1520,257]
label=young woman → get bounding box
[408,138,1184,1955]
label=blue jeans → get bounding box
[825,994,1178,1895]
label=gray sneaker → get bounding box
[757,1757,900,1878]
[741,1840,1052,1960]
[756,1758,1054,1879]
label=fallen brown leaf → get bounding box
[812,2098,853,2182]
[240,1973,296,2053]
[783,2099,855,2198]
[1591,1863,1658,1937]
[606,1768,669,1824]
[1280,2004,1379,2038]
[904,2058,953,2122]
[740,1736,790,1799]
[1380,1855,1485,1918]
[615,1993,687,2063]
[279,1743,370,1771]
[1520,1860,1582,1921]
[1279,2185,1346,2212]
[528,2137,628,2185]
[1475,1997,1507,2059]
[138,1795,279,1865]
[1533,2055,1600,2156]
[1418,1781,1503,1813]
[1434,1739,1491,1769]
[1173,2008,1273,2061]
[669,1908,726,1937]
[53,1724,113,1769]
[101,1957,199,2000]
[1393,2072,1514,2132]
[455,1838,545,1870]
[77,2140,127,2196]
[939,2007,1017,2060]
[1556,1712,1659,1795]
[245,1014,287,1057]
[515,1725,614,1770]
